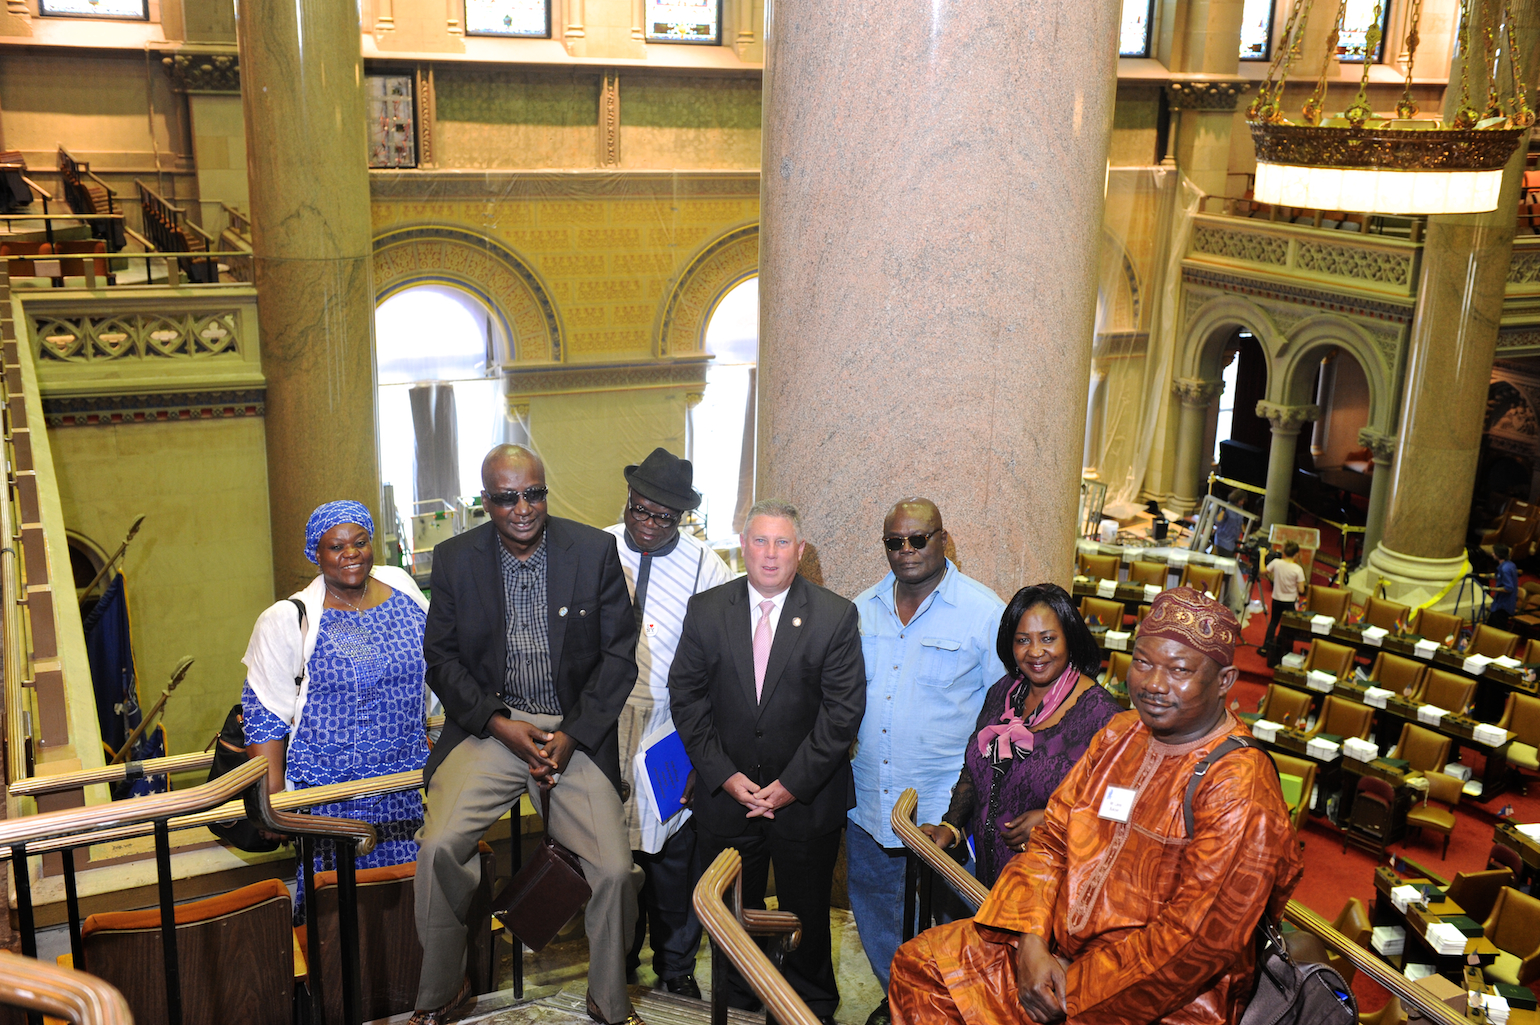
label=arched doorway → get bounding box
[693,277,757,541]
[1204,328,1271,493]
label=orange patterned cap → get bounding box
[1136,586,1240,666]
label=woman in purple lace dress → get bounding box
[920,583,1122,886]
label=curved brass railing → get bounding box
[0,952,132,1024]
[694,849,821,1025]
[890,788,1469,1025]
[9,752,215,798]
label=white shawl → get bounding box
[241,564,429,741]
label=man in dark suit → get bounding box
[668,499,865,1024]
[412,445,642,1025]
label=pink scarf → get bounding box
[976,666,1081,761]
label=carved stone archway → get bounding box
[656,223,759,356]
[372,225,563,363]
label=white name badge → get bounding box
[1098,786,1138,823]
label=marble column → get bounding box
[1309,352,1336,459]
[1256,401,1319,528]
[1363,2,1540,605]
[238,0,380,596]
[756,0,1120,597]
[1358,427,1396,558]
[1171,378,1224,512]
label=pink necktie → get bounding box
[753,599,774,700]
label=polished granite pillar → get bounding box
[1257,402,1318,528]
[238,0,380,596]
[756,0,1120,597]
[1171,378,1224,512]
[1359,428,1395,559]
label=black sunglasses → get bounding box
[484,486,549,507]
[883,529,941,552]
[627,503,680,527]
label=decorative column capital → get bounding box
[1256,401,1321,433]
[1164,79,1252,112]
[1172,377,1223,407]
[160,52,240,93]
[1358,427,1397,462]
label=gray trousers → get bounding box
[414,711,639,1017]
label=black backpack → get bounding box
[206,598,306,853]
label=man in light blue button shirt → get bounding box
[848,499,1006,1025]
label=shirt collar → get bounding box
[500,536,547,569]
[747,581,792,611]
[621,527,682,559]
[874,560,955,615]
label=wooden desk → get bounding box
[1371,866,1500,978]
[1494,821,1540,880]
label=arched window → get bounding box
[693,277,757,541]
[375,285,510,535]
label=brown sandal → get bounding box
[587,992,647,1025]
[408,976,474,1025]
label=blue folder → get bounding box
[643,730,694,823]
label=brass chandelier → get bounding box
[1247,0,1532,215]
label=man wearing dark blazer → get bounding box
[413,445,642,1025]
[668,499,865,1024]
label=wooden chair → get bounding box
[1079,596,1125,630]
[1367,652,1424,696]
[1126,560,1167,589]
[1327,896,1370,985]
[305,846,495,1025]
[1482,886,1540,986]
[1446,867,1515,923]
[1178,564,1225,599]
[40,239,113,286]
[1268,751,1316,832]
[1247,684,1314,728]
[1343,776,1396,856]
[1358,995,1407,1025]
[1413,609,1464,646]
[1362,595,1410,632]
[1404,770,1461,859]
[0,240,48,284]
[1078,553,1120,581]
[1304,586,1352,624]
[79,878,293,1025]
[1414,668,1476,715]
[1496,692,1540,782]
[1490,843,1524,875]
[1302,639,1355,680]
[1481,514,1536,560]
[1468,623,1519,659]
[1104,651,1132,688]
[1305,696,1375,741]
[1391,723,1452,773]
[1524,638,1540,664]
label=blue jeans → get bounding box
[845,819,974,992]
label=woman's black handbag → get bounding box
[205,703,281,853]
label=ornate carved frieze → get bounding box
[160,53,240,93]
[599,69,621,168]
[1192,226,1288,266]
[43,389,265,428]
[1172,377,1224,407]
[33,312,241,362]
[1165,80,1251,112]
[1357,426,1397,461]
[1256,401,1321,432]
[1497,327,1540,352]
[1249,121,1523,171]
[1295,241,1411,286]
[505,358,708,397]
[1181,267,1416,324]
[1509,252,1540,285]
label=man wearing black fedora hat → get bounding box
[605,447,733,998]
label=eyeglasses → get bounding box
[882,529,941,552]
[484,486,549,507]
[627,503,680,527]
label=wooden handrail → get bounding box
[10,752,215,797]
[19,176,53,202]
[890,788,1472,1025]
[0,952,132,1025]
[0,214,123,222]
[694,849,821,1025]
[244,771,378,857]
[132,179,184,216]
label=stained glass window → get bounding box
[1239,0,1274,60]
[1119,0,1155,58]
[1339,0,1391,62]
[465,0,549,38]
[367,76,417,169]
[646,0,721,44]
[38,0,147,19]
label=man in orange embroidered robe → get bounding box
[890,588,1304,1025]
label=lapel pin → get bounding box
[559,606,568,617]
[792,617,802,627]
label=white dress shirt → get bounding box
[747,582,791,639]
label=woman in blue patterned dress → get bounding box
[240,500,431,921]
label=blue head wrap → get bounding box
[304,500,375,564]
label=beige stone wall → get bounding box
[1110,85,1162,167]
[48,418,274,755]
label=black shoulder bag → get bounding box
[206,598,306,853]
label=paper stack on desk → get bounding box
[1344,736,1379,761]
[1144,583,1161,601]
[1311,614,1335,635]
[1493,655,1523,669]
[1417,704,1449,727]
[1463,654,1493,676]
[1096,578,1118,598]
[1390,885,1424,913]
[1362,625,1389,646]
[1306,669,1338,692]
[1473,723,1508,747]
[1363,686,1392,709]
[1414,639,1440,659]
[1251,720,1283,743]
[1484,994,1511,1025]
[1104,630,1131,651]
[1423,922,1468,956]
[1516,822,1540,841]
[1372,925,1406,955]
[1281,652,1307,669]
[1306,737,1341,761]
